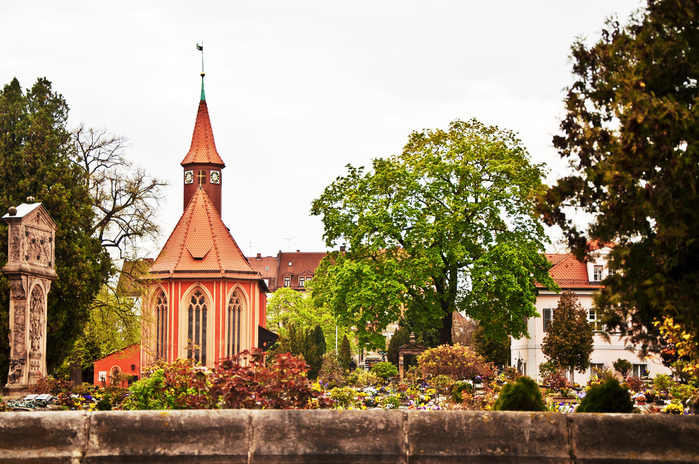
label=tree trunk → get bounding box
[439,311,453,345]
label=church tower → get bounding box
[142,69,270,369]
[181,73,225,215]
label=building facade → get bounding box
[140,74,269,369]
[511,245,671,384]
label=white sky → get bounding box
[2,1,643,258]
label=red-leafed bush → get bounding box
[121,349,332,410]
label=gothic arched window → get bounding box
[155,291,168,360]
[227,290,243,357]
[187,290,207,364]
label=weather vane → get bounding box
[196,42,204,76]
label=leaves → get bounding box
[0,78,110,373]
[311,118,556,344]
[541,291,594,374]
[539,0,699,351]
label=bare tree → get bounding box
[72,124,168,259]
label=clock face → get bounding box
[184,170,194,184]
[210,170,220,184]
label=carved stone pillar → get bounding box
[3,199,57,393]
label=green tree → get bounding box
[311,119,557,345]
[339,335,352,371]
[387,326,411,367]
[305,324,327,379]
[66,283,142,374]
[541,291,594,382]
[267,287,352,353]
[0,78,110,374]
[473,325,511,368]
[537,0,699,352]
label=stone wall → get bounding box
[0,410,697,463]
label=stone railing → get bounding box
[0,410,697,463]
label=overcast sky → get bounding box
[2,1,643,258]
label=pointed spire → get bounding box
[197,42,206,101]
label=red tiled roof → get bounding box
[246,251,328,291]
[149,187,259,280]
[180,99,225,167]
[539,253,600,289]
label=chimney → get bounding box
[256,253,261,260]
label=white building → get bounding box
[511,245,671,384]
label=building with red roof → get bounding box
[511,245,670,383]
[139,72,271,369]
[247,250,327,292]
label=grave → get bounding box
[2,198,57,395]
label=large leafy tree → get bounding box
[541,291,594,382]
[266,287,352,352]
[538,0,699,352]
[311,119,557,346]
[0,78,111,374]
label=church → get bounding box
[141,71,273,368]
[94,71,273,384]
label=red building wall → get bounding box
[93,344,141,386]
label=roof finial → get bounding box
[196,42,205,101]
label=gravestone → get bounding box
[2,198,57,394]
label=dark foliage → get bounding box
[0,78,110,375]
[577,377,634,413]
[537,0,699,352]
[492,376,546,411]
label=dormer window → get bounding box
[593,265,603,281]
[299,277,305,287]
[284,276,290,287]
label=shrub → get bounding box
[613,358,633,379]
[418,343,494,380]
[345,369,380,388]
[121,349,332,410]
[653,374,673,394]
[450,381,474,404]
[625,375,643,393]
[317,351,343,388]
[328,386,362,409]
[577,377,634,413]
[541,369,570,393]
[30,376,73,395]
[371,362,398,383]
[492,376,546,411]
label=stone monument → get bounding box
[2,198,57,393]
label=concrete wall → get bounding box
[0,410,697,463]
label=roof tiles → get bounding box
[149,187,258,280]
[180,99,225,167]
[539,252,600,289]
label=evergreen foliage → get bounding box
[541,291,594,379]
[473,325,511,368]
[537,0,699,351]
[387,326,411,366]
[339,335,351,370]
[576,377,634,413]
[0,78,110,374]
[492,376,546,411]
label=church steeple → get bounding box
[181,69,225,215]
